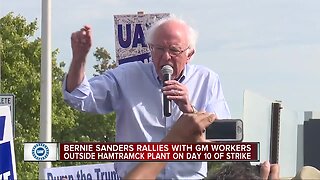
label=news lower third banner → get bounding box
[24,142,260,161]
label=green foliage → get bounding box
[1,12,42,179]
[207,162,223,178]
[93,47,116,76]
[0,12,116,179]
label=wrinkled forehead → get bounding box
[152,21,189,46]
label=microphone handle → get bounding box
[164,94,172,117]
[163,74,172,117]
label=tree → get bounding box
[93,47,116,76]
[0,13,117,179]
[1,13,47,179]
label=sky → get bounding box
[1,0,320,120]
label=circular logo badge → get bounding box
[32,143,49,161]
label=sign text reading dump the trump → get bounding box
[59,142,259,161]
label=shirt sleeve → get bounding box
[207,74,231,119]
[62,73,118,114]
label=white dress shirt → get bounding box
[63,61,231,179]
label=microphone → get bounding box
[161,65,173,117]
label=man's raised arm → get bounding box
[66,25,92,92]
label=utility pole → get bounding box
[39,0,52,179]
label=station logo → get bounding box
[32,143,50,161]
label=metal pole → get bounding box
[39,0,52,179]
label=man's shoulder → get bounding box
[118,61,151,68]
[187,64,219,78]
[113,61,153,73]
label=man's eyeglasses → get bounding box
[149,44,189,57]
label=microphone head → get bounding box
[161,65,173,75]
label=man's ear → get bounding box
[187,49,195,63]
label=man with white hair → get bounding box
[63,16,231,179]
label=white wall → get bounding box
[243,90,299,177]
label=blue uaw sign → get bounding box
[0,94,15,136]
[0,106,17,180]
[114,13,169,65]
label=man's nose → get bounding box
[162,50,172,61]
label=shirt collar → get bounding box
[152,64,188,86]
